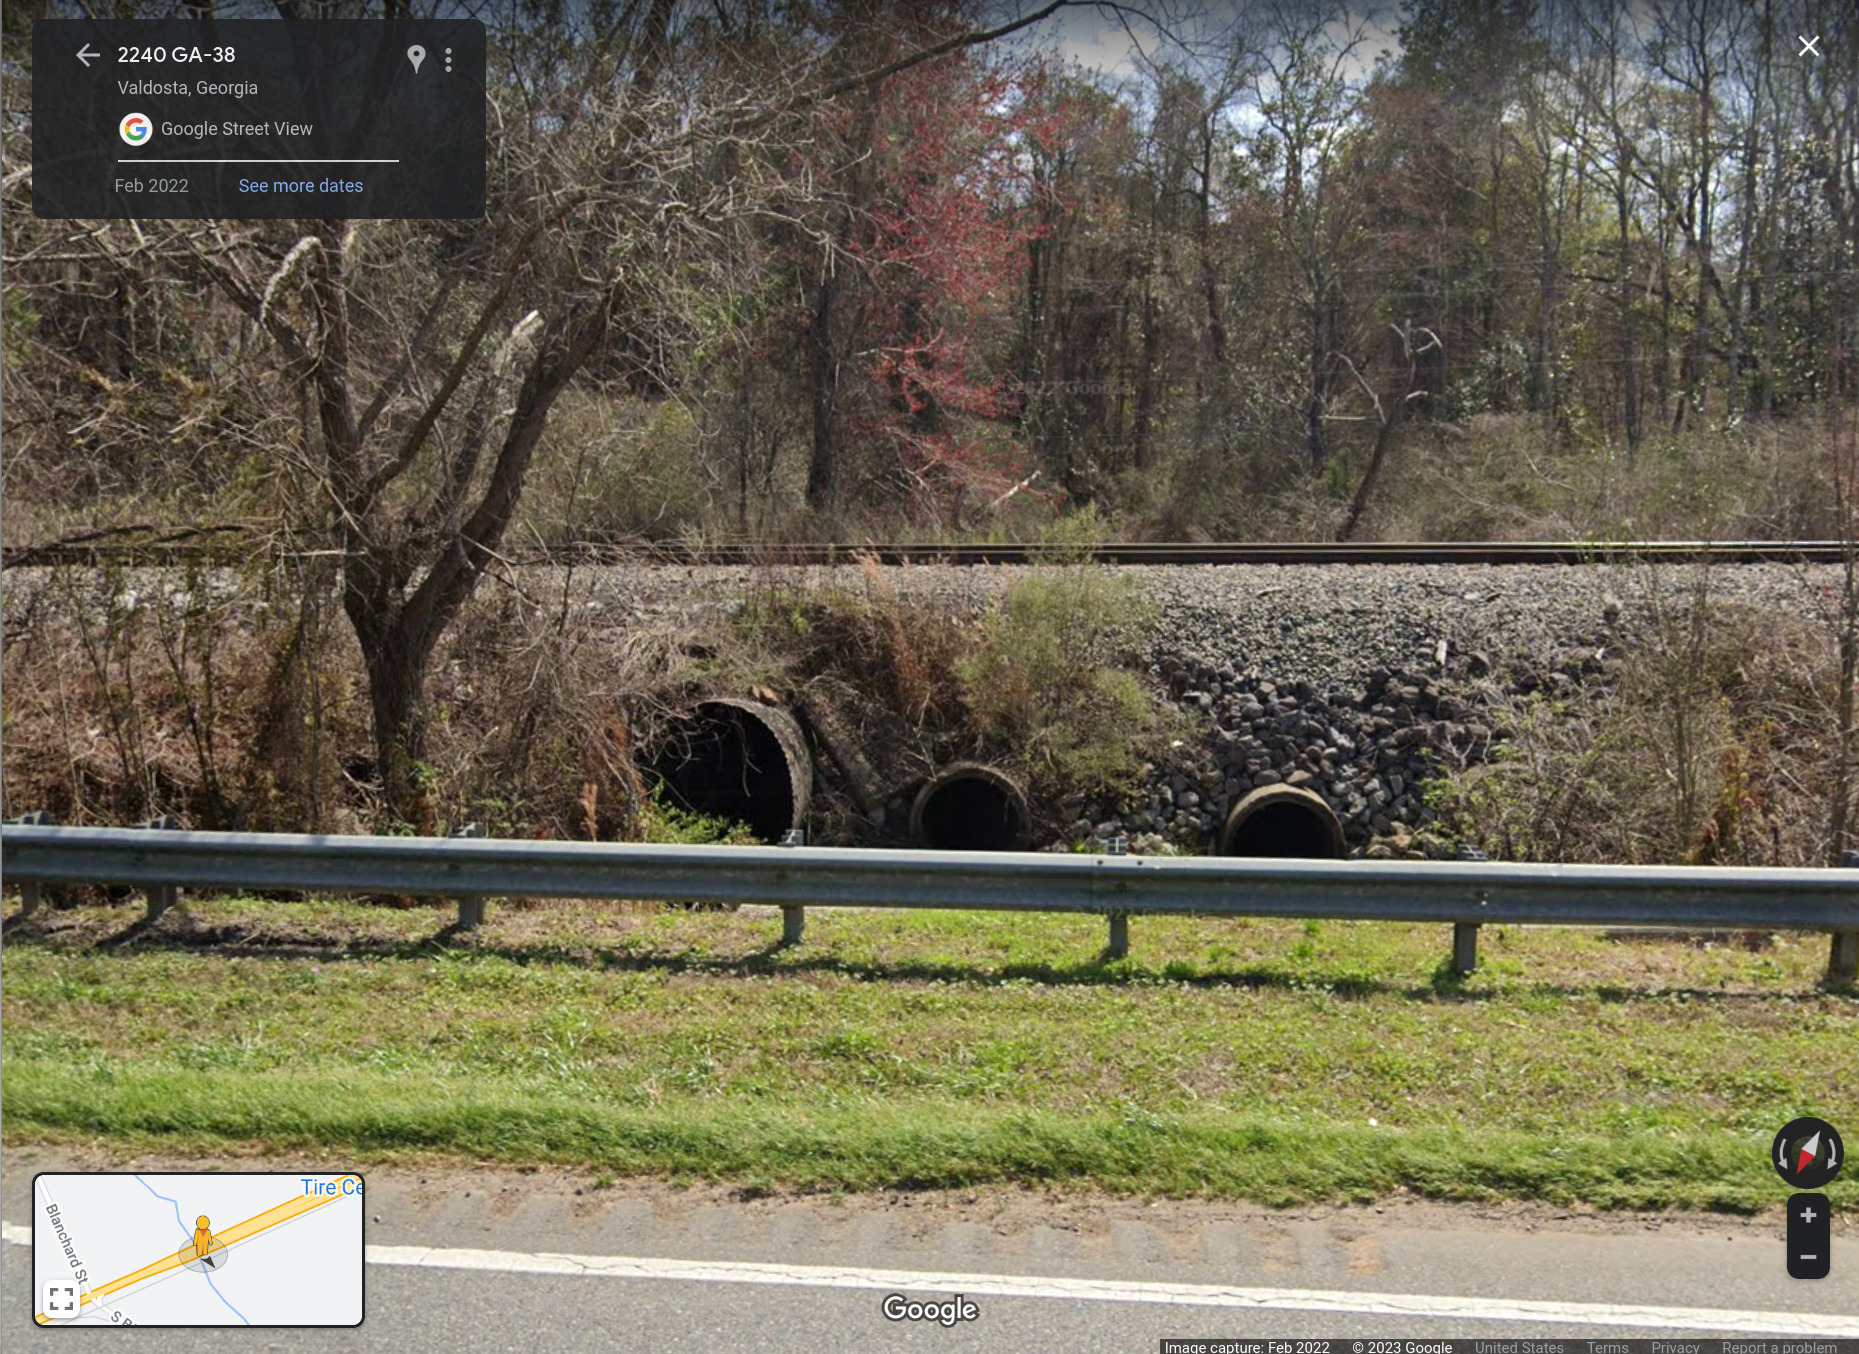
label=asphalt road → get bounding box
[6,1152,1856,1350]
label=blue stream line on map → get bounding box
[201,1269,248,1324]
[133,1175,250,1325]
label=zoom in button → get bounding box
[1787,1192,1831,1279]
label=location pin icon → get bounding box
[407,45,426,73]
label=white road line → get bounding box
[362,1243,1859,1336]
[10,1223,1856,1335]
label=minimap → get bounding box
[34,1172,363,1326]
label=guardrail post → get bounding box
[139,815,181,922]
[1452,846,1488,976]
[1832,930,1859,984]
[1833,852,1859,984]
[1104,836,1129,960]
[1452,923,1479,976]
[779,829,805,945]
[7,812,54,917]
[1105,913,1129,960]
[452,823,486,930]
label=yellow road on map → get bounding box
[34,1176,361,1325]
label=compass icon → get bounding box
[1771,1117,1844,1189]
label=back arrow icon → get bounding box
[77,44,97,67]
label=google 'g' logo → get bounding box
[119,113,151,145]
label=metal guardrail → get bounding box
[5,824,1857,980]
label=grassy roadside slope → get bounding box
[4,898,1854,1211]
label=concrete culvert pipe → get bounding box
[911,763,1031,852]
[1218,784,1346,859]
[650,698,812,843]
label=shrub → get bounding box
[1432,566,1835,866]
[523,391,709,544]
[956,537,1157,799]
[635,784,758,846]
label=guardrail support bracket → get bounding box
[1106,912,1129,961]
[451,824,487,931]
[1832,930,1858,985]
[1452,922,1479,976]
[777,830,806,945]
[8,813,54,918]
[136,816,181,922]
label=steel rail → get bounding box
[5,540,1856,569]
[5,825,1855,980]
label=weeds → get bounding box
[1434,564,1834,865]
[957,537,1157,798]
[1,561,696,843]
[636,784,758,847]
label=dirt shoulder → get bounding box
[3,1141,1818,1247]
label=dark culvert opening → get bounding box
[1218,785,1346,859]
[649,699,812,843]
[911,764,1031,851]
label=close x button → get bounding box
[1787,1191,1831,1279]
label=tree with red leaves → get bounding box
[786,13,1067,528]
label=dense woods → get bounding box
[7,0,1859,548]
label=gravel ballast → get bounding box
[567,560,1837,686]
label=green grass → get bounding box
[4,896,1855,1211]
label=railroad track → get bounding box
[3,538,1854,569]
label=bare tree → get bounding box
[1336,322,1439,541]
[1246,0,1375,474]
[151,3,1080,819]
